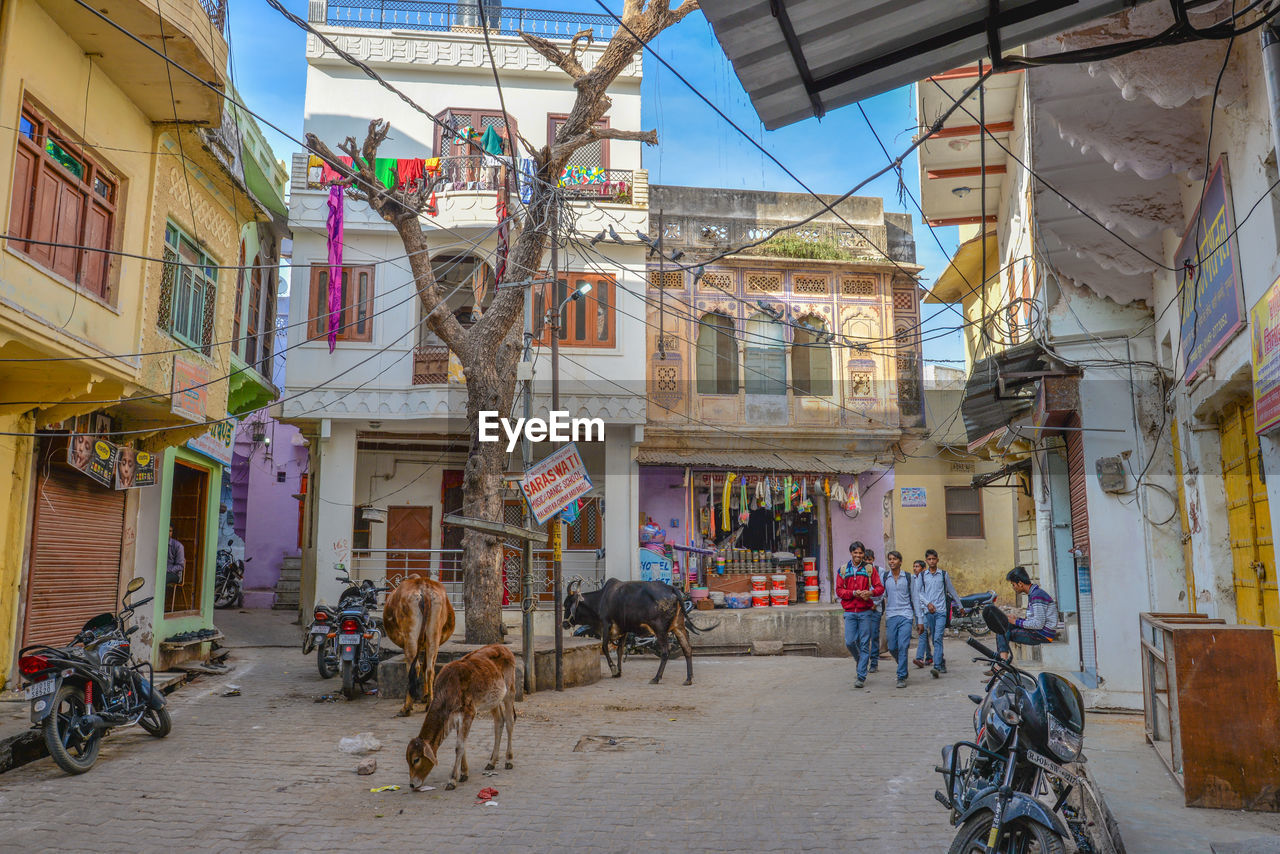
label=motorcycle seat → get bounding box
[958,592,995,608]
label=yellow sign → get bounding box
[1250,273,1280,434]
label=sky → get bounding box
[225,0,966,366]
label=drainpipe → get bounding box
[1263,24,1280,166]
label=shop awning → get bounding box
[636,448,876,474]
[926,231,998,304]
[961,341,1048,445]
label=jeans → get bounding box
[868,607,882,669]
[917,611,947,669]
[886,615,913,680]
[996,627,1051,657]
[844,611,877,680]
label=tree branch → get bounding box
[520,31,587,79]
[551,126,657,163]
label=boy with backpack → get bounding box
[914,548,960,678]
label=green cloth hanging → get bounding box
[374,158,397,189]
[480,125,505,156]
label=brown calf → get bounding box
[383,575,455,717]
[405,643,516,791]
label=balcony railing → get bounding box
[319,0,619,41]
[412,345,449,384]
[348,548,605,610]
[199,0,227,33]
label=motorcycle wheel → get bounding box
[948,813,1065,854]
[341,659,358,700]
[214,585,237,609]
[138,705,172,738]
[43,683,102,775]
[317,644,338,679]
[967,620,992,638]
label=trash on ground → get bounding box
[476,787,499,802]
[357,757,377,775]
[222,685,241,697]
[369,785,399,793]
[315,694,339,703]
[483,801,499,807]
[339,732,382,754]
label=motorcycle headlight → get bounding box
[1047,715,1084,763]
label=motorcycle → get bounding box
[935,606,1125,854]
[307,572,388,699]
[950,591,997,637]
[303,573,388,682]
[17,577,171,775]
[213,550,247,609]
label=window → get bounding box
[696,313,738,395]
[532,273,614,347]
[434,108,517,157]
[945,486,984,538]
[352,507,371,552]
[744,312,786,395]
[231,241,246,355]
[792,315,833,396]
[308,264,374,343]
[8,99,119,300]
[548,115,609,171]
[159,223,218,353]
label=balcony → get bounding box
[412,345,449,385]
[37,0,228,124]
[315,0,619,41]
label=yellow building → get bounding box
[0,0,282,685]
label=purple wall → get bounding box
[638,467,692,544]
[232,414,308,606]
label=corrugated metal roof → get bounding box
[961,342,1046,444]
[636,448,876,473]
[699,0,1138,129]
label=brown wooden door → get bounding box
[21,450,125,649]
[387,506,432,583]
[166,460,209,615]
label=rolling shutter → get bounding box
[21,453,125,649]
[1066,414,1089,557]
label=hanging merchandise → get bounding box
[721,473,737,531]
[844,477,862,515]
[763,476,772,509]
[783,476,792,512]
[823,477,831,497]
[755,477,766,507]
[739,481,750,525]
[326,185,344,353]
[831,481,845,504]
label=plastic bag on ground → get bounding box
[339,732,382,754]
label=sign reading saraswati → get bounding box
[520,442,592,526]
[1250,275,1280,435]
[1178,156,1244,384]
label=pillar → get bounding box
[312,420,357,607]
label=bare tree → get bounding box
[307,1,699,644]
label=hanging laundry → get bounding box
[319,157,344,185]
[518,158,536,205]
[480,125,505,157]
[397,158,425,190]
[426,191,438,216]
[374,158,398,190]
[326,185,344,353]
[495,182,510,282]
[424,157,441,175]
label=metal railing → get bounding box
[558,169,634,203]
[412,345,449,384]
[348,548,605,610]
[320,0,619,40]
[199,0,227,33]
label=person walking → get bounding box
[991,567,1061,672]
[864,548,885,672]
[914,548,959,678]
[881,550,919,688]
[912,558,932,665]
[836,541,883,689]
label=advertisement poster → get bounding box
[187,419,237,466]
[1250,274,1280,434]
[900,486,927,508]
[1178,156,1244,384]
[520,442,592,525]
[115,447,157,489]
[172,353,208,422]
[67,433,118,488]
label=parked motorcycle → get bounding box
[17,577,171,775]
[308,572,388,699]
[934,606,1124,854]
[213,550,247,609]
[303,573,387,682]
[950,591,997,637]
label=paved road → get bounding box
[1,612,973,853]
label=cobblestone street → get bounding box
[2,612,1279,853]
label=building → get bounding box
[282,2,651,616]
[0,0,238,685]
[637,185,922,598]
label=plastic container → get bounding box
[709,591,726,606]
[803,568,819,583]
[770,574,787,590]
[689,587,709,601]
[750,575,767,592]
[804,585,820,603]
[802,557,817,574]
[751,589,770,607]
[770,588,789,607]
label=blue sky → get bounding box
[226,0,965,365]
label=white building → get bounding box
[282,2,650,614]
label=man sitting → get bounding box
[994,566,1059,666]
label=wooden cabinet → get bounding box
[1140,612,1280,811]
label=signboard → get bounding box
[900,486,927,508]
[519,442,592,526]
[1251,274,1280,434]
[187,419,236,466]
[639,549,674,584]
[172,353,208,422]
[1178,156,1244,384]
[115,447,157,489]
[67,433,118,488]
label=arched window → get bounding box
[696,313,738,395]
[792,315,833,397]
[744,312,786,395]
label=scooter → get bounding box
[934,605,1125,854]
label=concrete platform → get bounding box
[689,603,847,657]
[377,635,603,699]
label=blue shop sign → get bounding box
[1178,156,1244,384]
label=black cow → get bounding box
[563,579,699,685]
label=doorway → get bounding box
[387,505,432,583]
[166,460,210,615]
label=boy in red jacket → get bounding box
[837,541,884,688]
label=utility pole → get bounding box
[548,200,564,692]
[658,209,665,359]
[520,304,536,696]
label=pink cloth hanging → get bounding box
[326,185,344,353]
